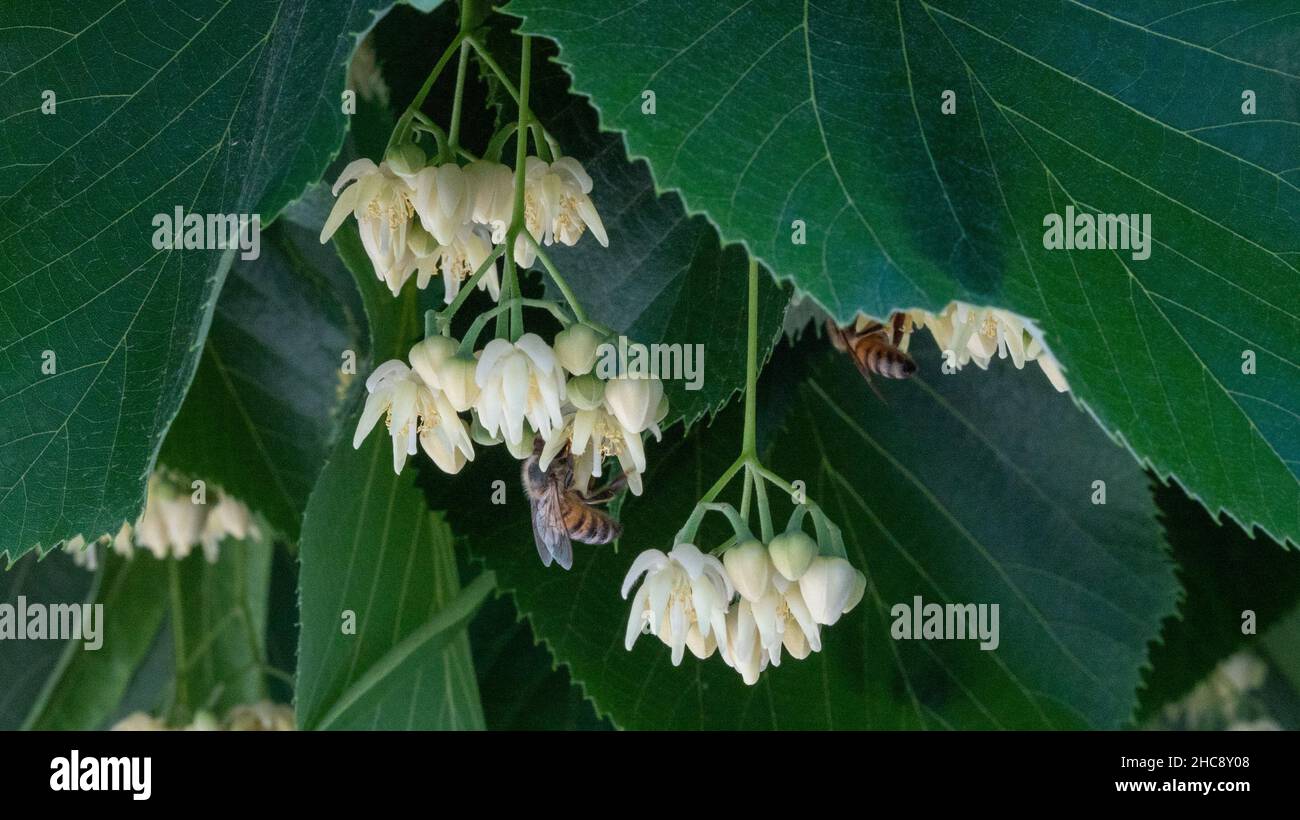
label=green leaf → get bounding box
[505,0,1300,546]
[470,594,610,730]
[168,534,274,723]
[0,551,93,729]
[159,222,366,541]
[1138,481,1300,719]
[296,432,488,730]
[296,226,486,730]
[475,27,790,427]
[25,554,169,730]
[0,0,398,562]
[450,344,1178,728]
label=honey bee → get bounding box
[827,314,917,392]
[522,439,623,570]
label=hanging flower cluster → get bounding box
[63,473,259,569]
[622,503,865,685]
[896,302,1069,392]
[320,144,606,303]
[321,43,667,575]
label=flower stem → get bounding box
[750,464,774,542]
[467,35,560,152]
[385,33,466,157]
[741,255,759,459]
[524,233,592,326]
[435,246,505,335]
[458,297,572,356]
[448,42,471,150]
[504,35,533,340]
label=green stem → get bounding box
[436,246,504,335]
[448,42,471,150]
[750,464,774,542]
[167,559,189,723]
[385,33,466,157]
[459,298,572,355]
[505,36,534,340]
[524,234,591,325]
[742,255,759,459]
[467,35,561,152]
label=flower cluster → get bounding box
[113,700,295,731]
[356,324,668,489]
[622,529,864,685]
[899,301,1069,392]
[320,146,607,303]
[63,473,258,569]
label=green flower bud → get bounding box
[567,374,605,410]
[470,413,500,446]
[406,221,438,257]
[768,530,818,581]
[385,142,427,177]
[408,335,458,388]
[554,323,603,376]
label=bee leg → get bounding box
[584,473,628,505]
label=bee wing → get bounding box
[530,481,573,570]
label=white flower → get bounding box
[514,156,608,265]
[602,376,664,435]
[907,302,1069,392]
[135,485,205,561]
[751,575,821,665]
[723,540,770,603]
[409,222,501,305]
[622,543,734,666]
[320,159,416,291]
[353,360,474,474]
[225,701,296,731]
[473,334,567,447]
[200,496,260,562]
[723,599,767,685]
[798,556,864,626]
[539,399,649,495]
[112,713,168,731]
[412,162,472,246]
[465,160,515,243]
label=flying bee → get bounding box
[522,439,624,570]
[827,314,916,397]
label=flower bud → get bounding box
[406,221,438,258]
[842,569,866,616]
[604,376,664,434]
[798,556,858,626]
[385,142,426,178]
[723,540,771,603]
[566,374,605,410]
[408,336,458,388]
[554,324,603,376]
[436,355,480,411]
[469,413,501,446]
[768,530,818,581]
